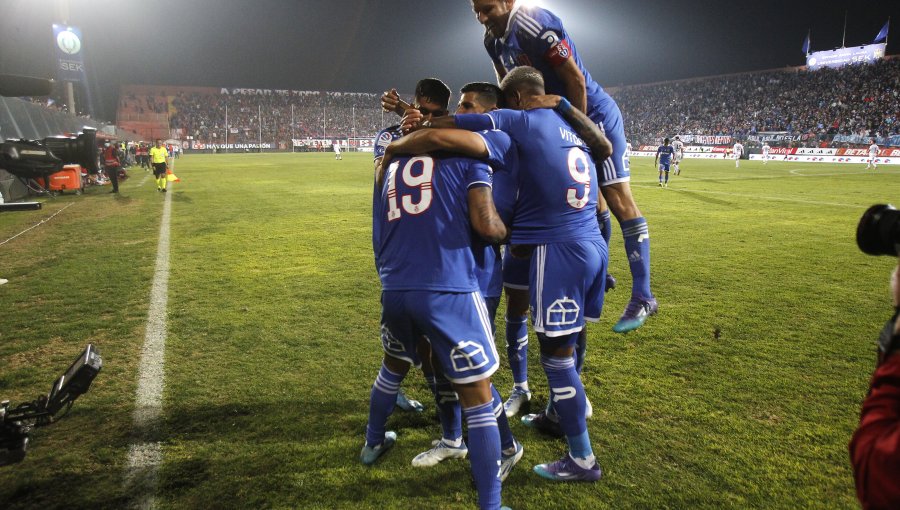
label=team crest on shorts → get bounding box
[380,325,404,355]
[450,341,490,373]
[547,298,580,326]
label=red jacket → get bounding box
[850,353,900,509]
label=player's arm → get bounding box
[383,129,488,165]
[468,186,508,244]
[553,58,588,113]
[492,59,508,85]
[654,149,660,167]
[554,96,612,164]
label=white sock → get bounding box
[443,437,462,448]
[571,453,596,469]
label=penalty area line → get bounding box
[125,184,173,509]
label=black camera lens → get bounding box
[857,204,900,256]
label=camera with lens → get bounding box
[856,204,900,257]
[0,344,102,466]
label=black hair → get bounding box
[415,78,452,110]
[460,82,503,109]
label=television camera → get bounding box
[0,344,102,466]
[0,74,98,202]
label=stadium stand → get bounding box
[611,58,900,147]
[120,58,899,150]
[118,84,388,148]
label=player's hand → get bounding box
[381,88,401,114]
[523,94,562,110]
[401,108,425,134]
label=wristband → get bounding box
[555,97,572,115]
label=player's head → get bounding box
[471,0,516,38]
[498,66,545,110]
[663,138,670,145]
[674,135,680,141]
[413,78,451,119]
[155,139,163,146]
[457,82,503,114]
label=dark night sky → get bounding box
[1,0,898,121]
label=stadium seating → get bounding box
[612,58,900,147]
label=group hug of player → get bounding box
[361,2,659,509]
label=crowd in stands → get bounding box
[122,57,900,148]
[168,90,386,144]
[613,58,900,146]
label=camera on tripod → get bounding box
[0,344,102,466]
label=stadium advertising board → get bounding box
[190,142,273,150]
[805,43,886,70]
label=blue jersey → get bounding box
[373,153,492,292]
[657,145,674,165]
[374,125,402,160]
[457,109,601,245]
[484,4,620,127]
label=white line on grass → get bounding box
[125,185,173,509]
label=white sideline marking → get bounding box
[125,184,173,509]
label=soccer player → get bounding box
[761,142,771,165]
[672,135,684,175]
[402,82,524,473]
[655,138,674,188]
[365,122,513,510]
[332,141,342,160]
[733,140,744,168]
[471,0,657,334]
[149,139,169,192]
[401,66,610,482]
[867,139,879,170]
[373,78,453,415]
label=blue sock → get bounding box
[665,171,669,183]
[505,314,529,384]
[574,329,587,375]
[597,209,612,247]
[430,373,462,442]
[491,384,515,451]
[365,362,404,447]
[541,354,592,458]
[620,217,652,299]
[463,402,501,510]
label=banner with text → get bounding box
[806,43,887,70]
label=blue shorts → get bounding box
[380,290,499,384]
[530,240,607,341]
[502,245,530,290]
[592,107,630,187]
[658,162,670,172]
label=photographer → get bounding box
[849,259,900,509]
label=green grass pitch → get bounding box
[0,152,897,509]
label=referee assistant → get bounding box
[149,139,169,192]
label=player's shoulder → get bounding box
[375,125,402,142]
[511,5,563,41]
